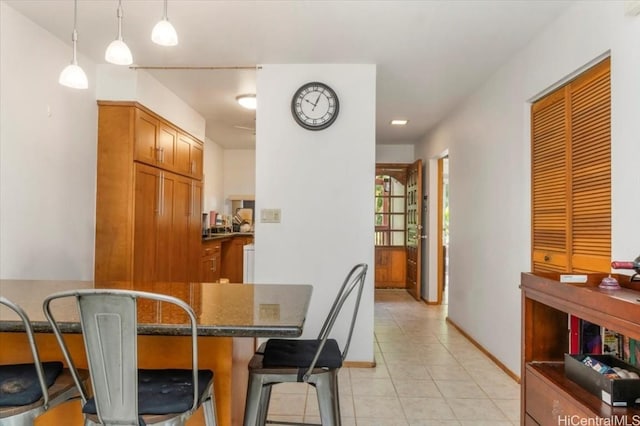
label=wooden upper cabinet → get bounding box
[157,123,177,171]
[131,103,203,178]
[531,57,610,274]
[177,132,204,179]
[134,108,160,166]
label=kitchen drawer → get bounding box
[202,241,221,257]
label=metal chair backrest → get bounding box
[43,289,201,425]
[0,297,50,408]
[304,263,368,379]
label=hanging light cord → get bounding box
[71,0,78,64]
[162,0,169,20]
[116,0,124,40]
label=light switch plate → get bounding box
[260,208,281,223]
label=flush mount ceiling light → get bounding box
[236,94,257,110]
[151,0,178,46]
[59,0,88,89]
[390,119,409,126]
[105,0,133,65]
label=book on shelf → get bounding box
[568,315,624,359]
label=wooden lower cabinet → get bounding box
[220,236,254,283]
[134,163,202,282]
[374,247,406,288]
[202,240,222,282]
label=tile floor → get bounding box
[265,289,521,425]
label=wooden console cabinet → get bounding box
[95,101,204,283]
[521,272,640,425]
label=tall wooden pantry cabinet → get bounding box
[94,101,204,283]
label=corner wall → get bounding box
[255,64,376,362]
[0,3,98,279]
[417,1,640,375]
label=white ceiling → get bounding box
[6,0,573,149]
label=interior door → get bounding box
[405,159,423,300]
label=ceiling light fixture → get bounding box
[390,119,409,126]
[58,0,88,89]
[151,0,178,46]
[236,94,257,110]
[105,0,133,65]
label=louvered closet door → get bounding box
[569,58,611,273]
[531,88,569,272]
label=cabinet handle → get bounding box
[188,181,194,216]
[544,255,550,262]
[159,171,165,216]
[158,147,165,163]
[156,173,161,215]
[211,257,216,272]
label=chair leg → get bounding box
[314,372,340,426]
[244,374,265,426]
[257,384,272,426]
[204,393,217,426]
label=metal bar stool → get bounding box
[243,263,368,426]
[43,289,217,426]
[0,296,86,426]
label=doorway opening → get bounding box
[439,156,449,304]
[374,161,423,300]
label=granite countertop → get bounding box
[0,280,311,338]
[202,232,254,242]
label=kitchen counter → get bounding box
[0,280,310,338]
[0,279,311,426]
[202,232,254,242]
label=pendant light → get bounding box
[105,0,133,65]
[151,0,178,46]
[59,0,88,89]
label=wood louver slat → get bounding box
[531,57,610,274]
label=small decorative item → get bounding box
[599,275,621,290]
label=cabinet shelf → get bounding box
[521,272,640,425]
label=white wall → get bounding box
[222,149,256,214]
[417,1,640,375]
[0,2,97,279]
[255,64,376,363]
[376,144,415,163]
[203,137,225,214]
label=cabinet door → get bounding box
[188,180,203,281]
[190,141,203,180]
[157,123,177,171]
[176,133,204,179]
[135,109,159,166]
[133,164,160,282]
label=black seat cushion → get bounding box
[262,339,343,369]
[82,369,213,415]
[0,361,63,406]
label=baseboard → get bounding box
[343,360,376,368]
[446,317,521,383]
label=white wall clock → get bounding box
[291,82,339,131]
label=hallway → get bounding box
[265,289,520,425]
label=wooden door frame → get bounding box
[436,157,444,305]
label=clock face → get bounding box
[291,82,339,130]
